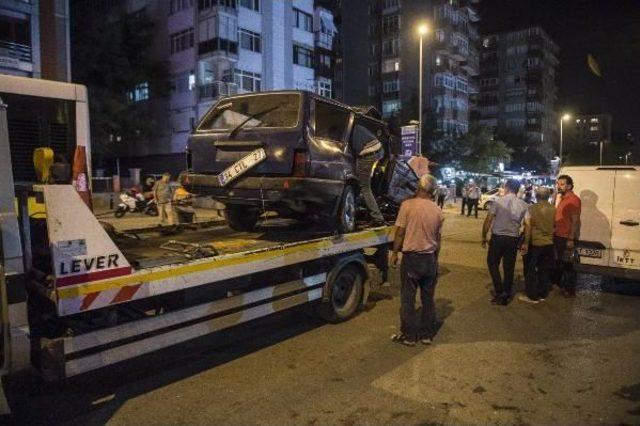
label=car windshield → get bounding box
[198,93,301,131]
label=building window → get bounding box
[368,84,378,96]
[383,79,399,93]
[590,117,599,123]
[172,71,196,93]
[127,82,149,103]
[456,78,467,93]
[171,28,194,53]
[317,80,332,98]
[382,37,400,56]
[234,69,261,92]
[381,15,400,35]
[294,8,313,32]
[443,74,455,89]
[293,45,313,68]
[383,0,399,9]
[199,0,237,10]
[170,0,193,14]
[382,59,400,73]
[239,28,261,52]
[239,0,259,11]
[318,53,331,68]
[382,99,401,116]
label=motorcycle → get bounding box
[114,189,159,218]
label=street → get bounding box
[3,207,640,425]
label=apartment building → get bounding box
[73,0,336,162]
[336,0,480,140]
[0,0,70,81]
[477,26,558,159]
[570,113,612,145]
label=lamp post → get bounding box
[418,24,429,156]
[559,113,571,166]
[625,152,632,165]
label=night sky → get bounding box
[478,0,640,139]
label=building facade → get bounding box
[570,113,612,145]
[477,26,558,159]
[336,0,480,141]
[0,0,71,81]
[74,0,337,160]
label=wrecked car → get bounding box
[181,91,420,232]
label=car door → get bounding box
[609,169,640,270]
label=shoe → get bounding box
[518,295,539,304]
[390,333,416,347]
[420,337,433,345]
[539,298,546,302]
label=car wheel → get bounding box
[225,205,259,232]
[317,265,364,323]
[484,201,493,211]
[336,185,357,234]
[114,206,126,218]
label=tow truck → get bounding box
[0,75,394,382]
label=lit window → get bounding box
[127,82,150,102]
[590,117,599,123]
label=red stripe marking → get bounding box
[56,266,132,287]
[80,292,100,311]
[111,284,142,305]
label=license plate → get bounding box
[218,148,267,186]
[577,247,602,258]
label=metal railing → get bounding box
[0,41,32,62]
[197,81,238,100]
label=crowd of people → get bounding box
[390,173,581,346]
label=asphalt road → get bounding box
[3,207,640,425]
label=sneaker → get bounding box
[390,333,416,347]
[518,295,539,304]
[420,337,433,345]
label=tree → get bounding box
[71,10,170,166]
[497,130,549,172]
[430,124,512,173]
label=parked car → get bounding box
[480,187,502,210]
[181,91,409,232]
[559,166,640,281]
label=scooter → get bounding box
[114,189,159,218]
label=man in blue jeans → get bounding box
[390,174,444,346]
[481,179,529,305]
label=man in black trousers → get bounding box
[481,179,529,305]
[390,174,444,346]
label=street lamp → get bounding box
[417,23,429,156]
[625,152,632,165]
[559,113,571,166]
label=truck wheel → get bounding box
[318,265,364,323]
[225,205,259,231]
[336,185,357,234]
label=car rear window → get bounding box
[314,101,351,142]
[198,93,301,131]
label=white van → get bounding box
[559,166,640,280]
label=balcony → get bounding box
[467,25,480,41]
[461,51,479,75]
[0,40,32,63]
[198,0,238,15]
[198,38,238,58]
[315,32,333,50]
[198,81,238,101]
[450,44,469,61]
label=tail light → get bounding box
[293,150,309,177]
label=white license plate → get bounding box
[218,148,267,186]
[577,247,603,258]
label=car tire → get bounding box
[483,201,493,211]
[317,265,364,323]
[336,185,357,234]
[225,205,259,232]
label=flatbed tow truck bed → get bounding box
[11,185,393,381]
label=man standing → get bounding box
[553,174,581,297]
[390,174,444,346]
[481,179,529,305]
[460,183,469,215]
[437,184,446,209]
[519,186,555,304]
[350,123,386,226]
[153,172,175,226]
[467,182,481,218]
